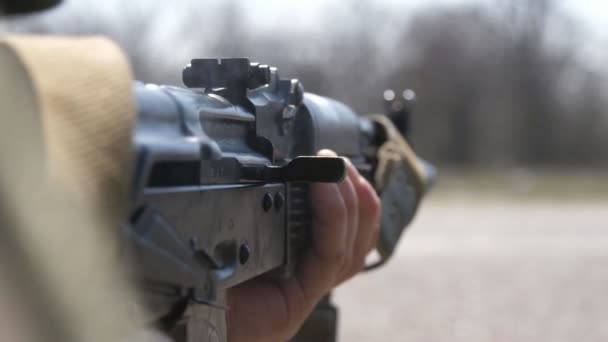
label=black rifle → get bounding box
[125,58,435,342]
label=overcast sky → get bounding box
[3,0,605,71]
[239,0,607,69]
[560,1,608,38]
[242,0,607,37]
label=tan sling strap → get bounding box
[363,114,434,268]
[369,114,428,197]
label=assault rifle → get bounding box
[126,58,435,342]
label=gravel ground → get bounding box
[335,196,608,342]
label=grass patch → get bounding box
[429,168,608,201]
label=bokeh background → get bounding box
[3,0,608,341]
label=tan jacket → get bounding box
[0,35,165,342]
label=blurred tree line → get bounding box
[3,0,607,167]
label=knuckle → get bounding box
[344,259,364,283]
[372,220,381,236]
[365,186,381,220]
[341,253,353,270]
[349,188,359,212]
[341,179,358,211]
[352,257,366,276]
[332,203,348,227]
[358,254,367,270]
[356,178,381,217]
[314,184,348,226]
[371,195,381,220]
[325,247,348,275]
[331,196,349,225]
[361,199,380,226]
[368,184,381,208]
[369,224,381,250]
[338,255,354,283]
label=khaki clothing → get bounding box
[0,35,158,342]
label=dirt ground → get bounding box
[335,194,608,342]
